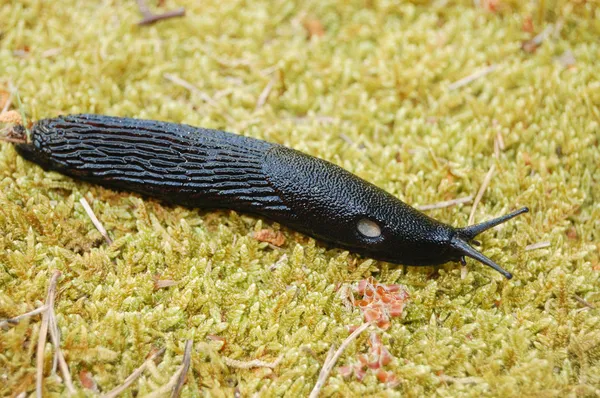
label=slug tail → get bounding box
[459,207,529,241]
[451,237,513,279]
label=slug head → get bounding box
[263,146,528,279]
[351,206,529,279]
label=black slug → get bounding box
[14,114,528,279]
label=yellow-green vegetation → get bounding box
[1,0,599,396]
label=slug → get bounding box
[13,114,528,279]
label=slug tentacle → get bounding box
[13,114,529,279]
[458,207,529,241]
[450,236,514,279]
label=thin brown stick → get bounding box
[255,76,276,110]
[137,0,185,25]
[468,164,496,225]
[524,241,551,251]
[309,322,372,398]
[222,354,283,369]
[522,25,554,53]
[48,307,76,393]
[163,74,234,124]
[0,305,48,328]
[100,348,166,398]
[41,48,62,58]
[79,197,113,245]
[143,340,194,398]
[0,135,26,144]
[36,271,61,398]
[448,64,497,91]
[573,295,595,309]
[163,73,214,103]
[439,374,485,384]
[418,195,473,211]
[171,340,193,398]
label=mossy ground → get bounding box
[1,0,599,396]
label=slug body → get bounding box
[15,114,528,278]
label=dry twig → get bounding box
[171,340,193,398]
[522,25,554,53]
[36,271,61,398]
[48,305,76,393]
[0,305,48,328]
[137,0,185,25]
[448,64,497,91]
[79,197,113,245]
[101,348,166,398]
[142,340,194,398]
[163,73,217,105]
[163,73,234,123]
[222,355,283,369]
[525,241,551,251]
[573,295,595,309]
[468,164,496,225]
[439,374,485,384]
[418,195,473,211]
[255,76,277,110]
[309,322,372,398]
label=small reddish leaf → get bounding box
[253,229,286,246]
[79,370,98,392]
[302,18,325,38]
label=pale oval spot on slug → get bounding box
[357,218,381,238]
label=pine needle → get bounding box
[101,348,166,398]
[36,271,61,398]
[79,197,113,245]
[222,355,283,369]
[309,322,372,398]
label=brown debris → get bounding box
[353,278,409,330]
[137,0,185,25]
[253,229,286,247]
[153,277,179,290]
[522,25,554,53]
[556,50,576,69]
[522,16,534,33]
[79,370,99,392]
[303,18,326,38]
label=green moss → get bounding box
[1,0,599,396]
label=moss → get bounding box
[1,0,599,396]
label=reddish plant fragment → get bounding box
[253,229,286,246]
[337,332,400,385]
[302,18,325,38]
[79,370,98,392]
[353,278,409,330]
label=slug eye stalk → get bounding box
[453,207,530,279]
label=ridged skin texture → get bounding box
[17,114,462,267]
